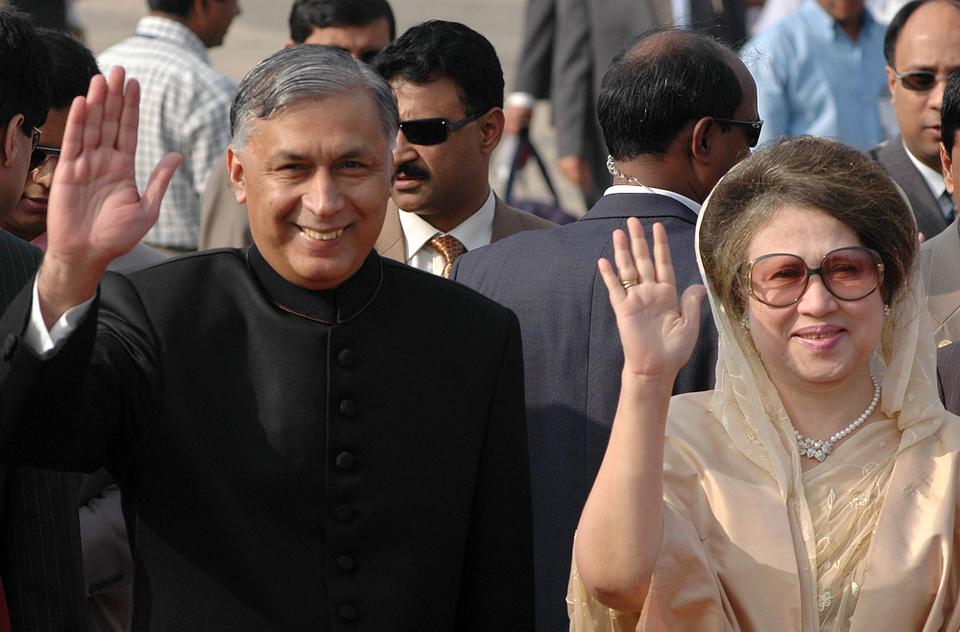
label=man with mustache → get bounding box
[372,20,554,278]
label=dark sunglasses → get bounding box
[712,117,764,147]
[399,109,488,146]
[29,144,61,171]
[745,246,884,308]
[891,69,950,92]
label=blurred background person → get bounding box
[742,0,889,149]
[97,0,240,255]
[870,0,960,240]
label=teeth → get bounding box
[301,227,344,241]
[798,332,836,340]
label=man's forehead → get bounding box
[244,96,385,153]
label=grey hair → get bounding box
[230,44,399,149]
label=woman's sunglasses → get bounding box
[399,109,489,146]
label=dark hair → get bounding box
[0,7,51,136]
[372,20,504,115]
[148,0,194,18]
[289,0,395,43]
[599,28,743,159]
[943,70,960,154]
[38,29,99,110]
[700,137,917,320]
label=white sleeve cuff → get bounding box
[506,92,537,108]
[24,277,95,357]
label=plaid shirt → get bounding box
[99,17,236,250]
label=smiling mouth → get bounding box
[795,331,839,340]
[300,226,344,241]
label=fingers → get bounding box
[59,95,88,162]
[625,218,655,282]
[679,284,707,328]
[117,78,141,156]
[651,223,675,287]
[141,152,183,220]
[598,256,625,303]
[82,74,106,149]
[99,67,126,150]
[613,228,642,287]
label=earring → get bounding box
[740,316,750,332]
[883,304,890,320]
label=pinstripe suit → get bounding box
[0,228,85,631]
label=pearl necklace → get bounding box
[794,376,881,463]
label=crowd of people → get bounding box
[0,0,959,631]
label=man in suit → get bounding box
[0,8,86,631]
[870,0,960,240]
[505,0,746,208]
[198,0,396,250]
[371,20,553,276]
[453,28,759,631]
[921,68,960,344]
[0,44,533,630]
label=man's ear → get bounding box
[478,108,505,156]
[690,116,714,164]
[2,114,25,167]
[943,142,955,196]
[226,146,247,204]
[886,65,898,106]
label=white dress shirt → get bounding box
[604,185,701,215]
[398,190,496,276]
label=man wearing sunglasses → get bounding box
[869,0,960,241]
[0,9,89,632]
[452,29,757,631]
[197,0,397,250]
[372,20,554,278]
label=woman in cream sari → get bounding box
[569,137,960,631]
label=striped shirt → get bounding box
[99,16,237,250]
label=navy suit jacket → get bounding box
[452,192,717,632]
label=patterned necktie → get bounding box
[427,234,466,278]
[941,191,956,223]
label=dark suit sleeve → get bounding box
[0,273,160,474]
[455,309,535,631]
[515,0,555,98]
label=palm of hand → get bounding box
[48,145,152,262]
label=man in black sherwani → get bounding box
[0,45,533,631]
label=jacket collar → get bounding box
[581,191,699,224]
[245,246,382,325]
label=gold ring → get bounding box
[621,280,639,289]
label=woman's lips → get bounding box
[792,325,844,353]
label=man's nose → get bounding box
[302,169,345,215]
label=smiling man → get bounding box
[372,20,554,278]
[0,45,533,630]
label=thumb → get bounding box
[142,152,182,218]
[679,284,707,331]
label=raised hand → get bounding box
[38,67,182,326]
[598,218,705,382]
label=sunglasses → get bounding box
[891,69,950,92]
[399,109,488,146]
[712,117,764,147]
[745,246,884,308]
[29,144,61,172]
